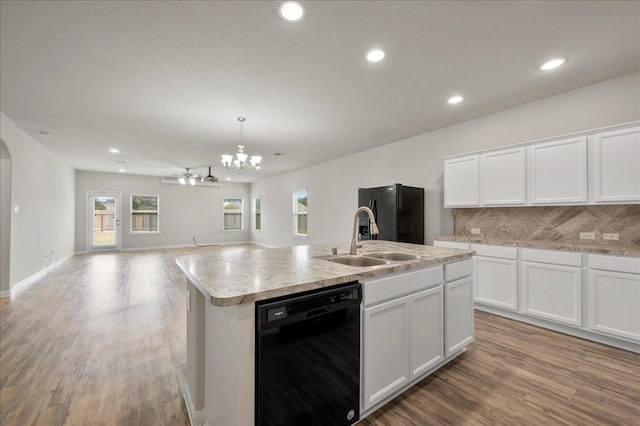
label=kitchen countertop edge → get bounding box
[435,236,640,257]
[176,241,475,307]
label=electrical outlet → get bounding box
[470,228,481,235]
[580,232,596,240]
[603,233,619,241]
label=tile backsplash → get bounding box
[453,205,640,248]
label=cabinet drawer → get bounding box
[522,248,582,267]
[363,266,443,307]
[445,259,473,282]
[433,240,470,250]
[471,244,518,259]
[589,254,640,274]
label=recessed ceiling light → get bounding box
[38,130,51,137]
[109,148,120,153]
[226,177,232,181]
[447,95,464,105]
[366,49,385,63]
[118,168,126,173]
[278,1,305,22]
[539,58,566,71]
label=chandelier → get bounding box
[221,117,262,170]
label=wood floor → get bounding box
[1,245,638,426]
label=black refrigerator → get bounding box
[358,184,424,244]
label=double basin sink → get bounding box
[323,251,422,267]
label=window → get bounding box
[224,197,244,230]
[254,196,261,231]
[131,194,159,233]
[293,190,307,236]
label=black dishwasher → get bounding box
[255,282,362,426]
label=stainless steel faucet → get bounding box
[350,206,379,255]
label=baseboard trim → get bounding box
[11,254,72,296]
[252,241,278,249]
[0,290,11,298]
[475,304,640,354]
[119,241,255,252]
[184,386,205,426]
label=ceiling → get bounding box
[1,1,638,183]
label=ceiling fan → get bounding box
[177,168,200,185]
[200,166,218,183]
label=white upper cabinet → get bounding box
[444,156,480,207]
[528,136,588,204]
[590,126,640,203]
[443,122,638,208]
[481,147,527,205]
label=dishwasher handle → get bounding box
[306,307,332,318]
[256,282,361,331]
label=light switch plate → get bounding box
[471,228,481,235]
[603,233,619,241]
[580,232,596,240]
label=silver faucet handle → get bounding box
[331,247,338,256]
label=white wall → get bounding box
[250,72,640,248]
[0,114,76,288]
[75,171,251,251]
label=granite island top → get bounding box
[435,236,640,257]
[176,240,474,306]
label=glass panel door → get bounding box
[87,191,121,251]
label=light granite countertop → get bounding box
[176,240,474,306]
[435,236,640,257]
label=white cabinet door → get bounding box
[591,126,640,203]
[362,296,410,411]
[410,286,444,379]
[444,156,480,207]
[589,269,640,342]
[529,137,588,204]
[445,276,474,356]
[474,256,518,310]
[481,147,526,205]
[521,262,582,326]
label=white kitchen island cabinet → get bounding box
[362,295,411,410]
[410,286,444,378]
[361,259,474,415]
[178,241,475,426]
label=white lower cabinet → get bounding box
[445,276,474,356]
[362,297,411,410]
[410,286,444,379]
[588,254,640,342]
[521,261,582,326]
[361,260,473,413]
[474,256,518,310]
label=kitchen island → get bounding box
[177,240,475,426]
